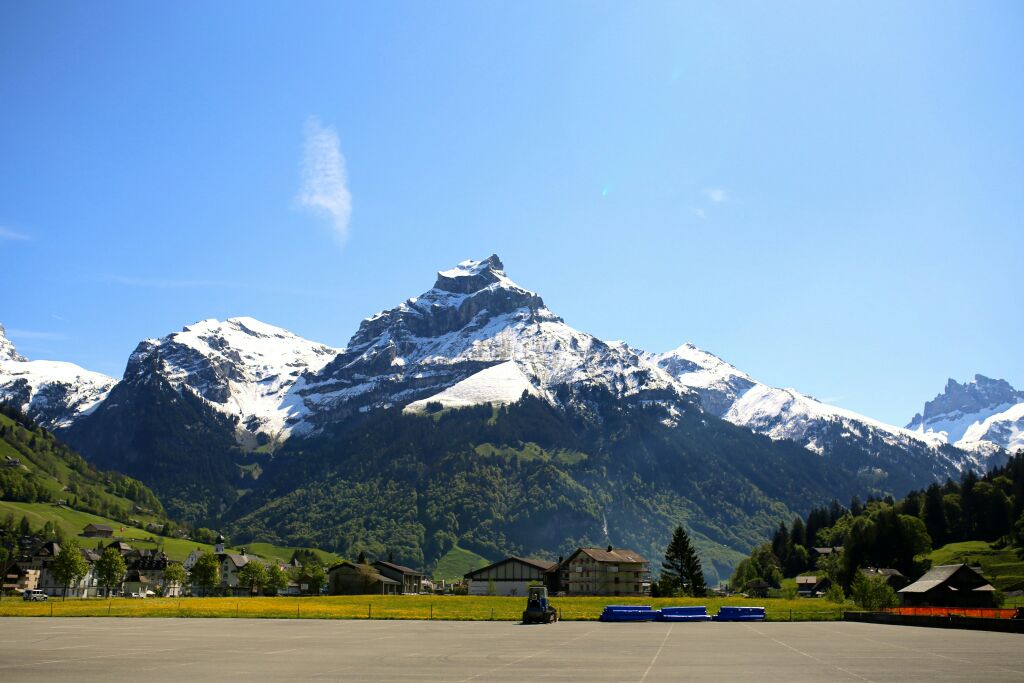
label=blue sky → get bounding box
[1,1,1021,425]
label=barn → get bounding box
[464,557,556,596]
[898,564,996,608]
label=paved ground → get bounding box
[1,618,1022,682]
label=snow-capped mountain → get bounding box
[646,343,982,472]
[0,323,116,428]
[907,375,1024,454]
[304,255,681,420]
[123,316,341,446]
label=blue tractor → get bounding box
[522,586,558,624]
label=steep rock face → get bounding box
[908,375,1024,454]
[123,317,341,445]
[647,344,983,477]
[304,255,683,421]
[0,324,116,428]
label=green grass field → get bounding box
[926,540,1024,591]
[0,595,848,621]
[0,501,338,566]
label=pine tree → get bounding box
[661,524,707,597]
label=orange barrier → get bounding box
[887,607,1017,619]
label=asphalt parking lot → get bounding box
[1,618,1022,682]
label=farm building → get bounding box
[373,560,425,594]
[898,564,996,608]
[82,524,113,538]
[464,556,557,596]
[328,561,400,595]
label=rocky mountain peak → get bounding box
[909,374,1023,429]
[0,323,27,362]
[432,254,508,294]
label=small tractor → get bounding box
[522,586,558,624]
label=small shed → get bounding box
[898,564,996,608]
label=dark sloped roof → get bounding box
[899,564,991,594]
[84,524,113,531]
[464,556,557,579]
[861,567,905,578]
[374,560,422,576]
[220,553,250,568]
[574,547,647,564]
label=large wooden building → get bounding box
[558,547,650,596]
[464,557,556,596]
[898,564,996,608]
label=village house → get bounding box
[328,561,400,595]
[558,547,650,596]
[18,541,101,597]
[182,536,258,596]
[464,556,556,596]
[3,564,40,594]
[898,563,997,608]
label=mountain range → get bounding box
[0,255,1016,580]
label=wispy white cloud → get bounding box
[50,314,67,322]
[702,187,728,203]
[690,207,706,220]
[297,116,352,246]
[6,329,67,341]
[0,226,30,241]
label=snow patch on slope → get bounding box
[403,361,540,413]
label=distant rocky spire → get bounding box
[0,323,26,362]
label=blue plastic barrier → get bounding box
[713,606,766,622]
[658,606,711,622]
[599,605,659,622]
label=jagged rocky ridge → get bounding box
[907,374,1024,455]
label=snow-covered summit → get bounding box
[305,255,681,418]
[907,375,1024,454]
[125,317,342,445]
[647,341,980,468]
[0,322,116,428]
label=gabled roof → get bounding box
[464,556,557,579]
[899,564,992,594]
[572,547,647,564]
[220,553,250,568]
[373,560,422,576]
[84,524,113,532]
[795,576,819,585]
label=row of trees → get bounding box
[730,450,1024,598]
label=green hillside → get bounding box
[0,500,341,565]
[433,544,491,581]
[0,408,164,526]
[926,540,1024,592]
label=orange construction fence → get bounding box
[886,607,1017,619]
